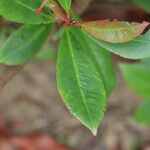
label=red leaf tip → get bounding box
[35,1,48,15]
[36,8,42,15]
[141,21,150,28]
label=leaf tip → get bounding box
[35,1,48,15]
[142,21,150,26]
[92,130,97,136]
[141,21,150,29]
[35,8,42,15]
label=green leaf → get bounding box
[57,0,71,12]
[72,27,116,95]
[86,30,150,59]
[0,0,54,24]
[133,0,150,13]
[134,101,150,125]
[119,59,150,99]
[0,24,53,65]
[35,43,55,61]
[78,20,149,43]
[57,26,110,133]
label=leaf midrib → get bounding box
[64,0,67,9]
[66,29,94,129]
[82,23,141,31]
[71,31,108,96]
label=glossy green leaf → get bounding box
[120,59,150,99]
[0,24,53,65]
[0,0,54,24]
[78,20,149,43]
[72,27,116,95]
[57,27,107,133]
[57,0,71,12]
[86,30,150,59]
[133,0,150,13]
[134,101,150,125]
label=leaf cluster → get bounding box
[0,0,150,133]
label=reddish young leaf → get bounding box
[36,0,67,24]
[76,20,149,43]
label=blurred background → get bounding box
[0,0,150,150]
